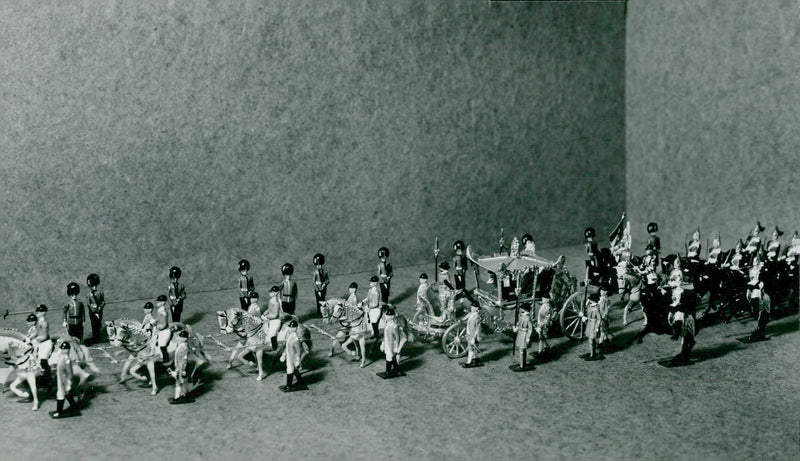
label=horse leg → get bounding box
[255,348,265,380]
[120,356,135,383]
[358,338,367,368]
[26,373,39,411]
[147,361,157,395]
[340,336,355,356]
[9,373,30,399]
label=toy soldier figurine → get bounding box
[279,319,309,392]
[312,253,329,317]
[437,262,456,321]
[666,286,695,365]
[647,222,661,266]
[746,282,771,342]
[520,233,536,256]
[32,304,54,388]
[50,341,78,418]
[10,315,42,411]
[707,234,722,266]
[581,290,605,361]
[141,302,156,334]
[511,305,534,371]
[766,227,784,261]
[155,295,172,365]
[584,227,601,265]
[787,231,800,261]
[668,258,684,289]
[377,247,393,303]
[611,222,632,263]
[461,304,483,368]
[264,286,283,351]
[365,276,382,339]
[85,273,105,345]
[452,240,468,291]
[535,297,554,361]
[169,330,193,404]
[238,259,255,311]
[378,308,407,378]
[280,263,298,315]
[338,282,369,367]
[743,222,764,265]
[415,273,435,317]
[725,240,745,271]
[747,254,764,318]
[63,282,85,343]
[687,229,702,260]
[168,266,187,322]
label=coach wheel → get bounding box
[559,292,586,340]
[441,323,468,358]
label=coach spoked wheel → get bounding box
[559,292,586,340]
[411,311,435,343]
[441,322,468,358]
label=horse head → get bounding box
[106,319,147,348]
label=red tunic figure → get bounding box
[63,282,85,343]
[86,273,105,345]
[377,247,393,303]
[280,263,298,315]
[155,295,172,365]
[313,253,330,317]
[238,259,255,311]
[168,266,187,322]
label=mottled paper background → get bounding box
[0,1,625,308]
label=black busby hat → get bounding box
[349,282,358,289]
[67,282,80,296]
[378,247,390,258]
[281,263,294,275]
[26,313,37,322]
[35,304,48,313]
[647,222,658,233]
[384,307,396,316]
[313,253,325,265]
[521,233,533,245]
[584,227,596,239]
[178,330,189,338]
[87,273,100,287]
[169,266,182,278]
[238,259,250,271]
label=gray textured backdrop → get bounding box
[0,1,625,308]
[626,0,800,253]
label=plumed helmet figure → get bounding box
[313,253,325,265]
[453,240,465,251]
[281,263,294,276]
[584,227,596,239]
[378,247,390,258]
[647,222,658,233]
[238,259,250,271]
[521,234,533,246]
[87,273,100,287]
[169,266,182,278]
[67,282,80,297]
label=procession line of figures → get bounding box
[2,222,798,418]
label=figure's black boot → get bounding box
[51,399,65,418]
[286,373,294,388]
[271,337,278,350]
[392,358,400,376]
[160,347,170,364]
[293,370,305,387]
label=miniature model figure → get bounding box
[337,282,369,368]
[168,266,187,322]
[378,308,407,378]
[511,305,534,371]
[786,232,800,261]
[725,240,745,271]
[707,235,722,266]
[647,222,661,268]
[168,330,192,404]
[365,276,382,339]
[667,286,695,365]
[63,282,85,343]
[437,262,457,322]
[611,222,632,263]
[535,297,553,360]
[264,286,283,351]
[238,259,255,311]
[227,292,269,380]
[461,304,483,368]
[141,302,157,334]
[584,227,601,265]
[313,253,330,317]
[452,240,468,290]
[520,233,536,256]
[50,341,78,418]
[155,295,172,365]
[85,273,105,345]
[32,304,54,388]
[377,247,393,303]
[279,319,309,391]
[766,227,783,261]
[747,254,764,318]
[687,229,701,260]
[415,273,435,317]
[9,314,43,410]
[668,258,684,288]
[280,263,298,315]
[746,283,771,342]
[743,222,764,263]
[582,290,606,361]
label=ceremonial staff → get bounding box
[434,237,440,283]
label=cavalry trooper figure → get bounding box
[707,234,722,266]
[377,247,393,304]
[687,229,702,260]
[155,295,172,365]
[647,222,661,269]
[63,282,85,343]
[452,240,468,291]
[33,304,54,388]
[766,227,784,261]
[365,276,382,339]
[86,273,105,345]
[238,259,255,311]
[168,266,187,322]
[280,263,298,315]
[312,253,330,317]
[743,222,764,265]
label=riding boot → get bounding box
[372,323,380,340]
[160,347,170,364]
[40,360,53,388]
[293,370,305,386]
[521,350,527,369]
[392,357,399,373]
[286,373,294,388]
[66,392,77,411]
[385,360,392,375]
[271,337,278,351]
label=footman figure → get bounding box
[378,308,407,378]
[238,259,255,311]
[461,304,483,368]
[279,320,309,392]
[64,282,85,343]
